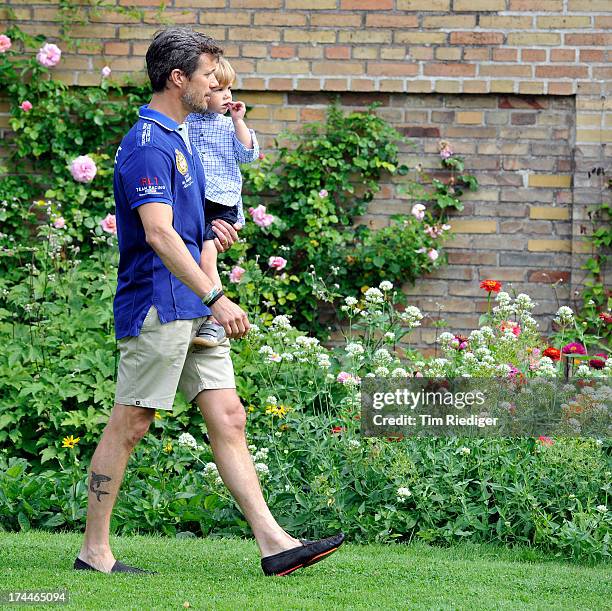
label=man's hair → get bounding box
[146,27,223,93]
[214,57,236,89]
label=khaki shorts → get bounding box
[115,305,235,411]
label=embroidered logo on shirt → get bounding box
[175,149,188,176]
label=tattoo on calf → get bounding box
[90,471,112,502]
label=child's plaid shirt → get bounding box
[185,112,260,226]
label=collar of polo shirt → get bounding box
[138,105,179,132]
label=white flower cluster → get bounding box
[379,280,393,292]
[554,306,575,326]
[365,287,384,304]
[396,487,412,502]
[178,433,198,449]
[346,342,365,357]
[271,314,292,329]
[400,305,423,328]
[533,356,558,378]
[373,348,393,365]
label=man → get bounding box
[74,27,344,577]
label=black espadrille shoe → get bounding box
[74,557,157,574]
[261,533,345,576]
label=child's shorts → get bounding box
[204,198,239,241]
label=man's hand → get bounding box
[228,101,247,122]
[209,295,250,339]
[212,219,240,253]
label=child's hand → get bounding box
[228,101,247,121]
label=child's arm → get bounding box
[228,101,260,163]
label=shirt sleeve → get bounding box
[119,146,174,210]
[232,129,260,164]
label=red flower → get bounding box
[599,312,612,324]
[331,426,345,435]
[589,353,607,369]
[537,435,554,446]
[385,434,404,442]
[542,347,561,361]
[480,280,502,293]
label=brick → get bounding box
[143,9,196,24]
[312,61,364,75]
[499,96,547,110]
[480,65,531,77]
[323,78,350,90]
[424,63,476,77]
[351,79,377,92]
[576,129,612,143]
[284,30,336,43]
[299,46,323,58]
[580,49,605,62]
[550,49,576,62]
[231,28,280,42]
[450,32,504,45]
[311,14,362,27]
[423,15,475,28]
[509,0,561,7]
[394,32,446,44]
[257,60,309,74]
[325,46,350,60]
[254,12,307,26]
[380,79,405,92]
[492,48,518,62]
[230,0,281,6]
[528,240,572,253]
[339,30,392,44]
[450,220,497,233]
[242,44,270,58]
[270,45,296,59]
[565,33,612,46]
[382,47,409,60]
[71,24,117,37]
[535,66,589,79]
[491,80,516,94]
[355,47,380,59]
[202,12,251,25]
[528,270,571,284]
[296,78,322,90]
[478,268,526,282]
[398,0,450,7]
[367,62,418,76]
[435,48,462,61]
[510,113,536,125]
[507,33,561,46]
[464,48,490,61]
[463,81,488,94]
[568,0,611,9]
[104,42,130,55]
[479,16,533,29]
[537,16,591,29]
[286,0,336,7]
[456,111,483,124]
[453,0,505,9]
[119,25,167,40]
[341,0,393,7]
[528,175,572,188]
[448,252,497,265]
[366,14,418,28]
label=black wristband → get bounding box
[207,290,224,307]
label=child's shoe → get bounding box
[192,318,227,348]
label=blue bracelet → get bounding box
[201,285,222,306]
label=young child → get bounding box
[185,57,259,347]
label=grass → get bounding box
[1,531,610,610]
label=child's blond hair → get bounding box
[214,57,235,88]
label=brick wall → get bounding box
[1,1,610,348]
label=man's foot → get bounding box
[261,533,345,576]
[74,557,157,575]
[192,319,226,348]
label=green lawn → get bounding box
[1,531,610,610]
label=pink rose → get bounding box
[100,213,117,234]
[53,216,66,229]
[268,256,287,271]
[229,266,246,283]
[258,152,265,160]
[0,35,12,53]
[248,204,274,228]
[440,147,453,159]
[36,42,62,67]
[70,155,97,183]
[336,371,351,383]
[411,204,426,221]
[19,101,32,112]
[427,249,439,262]
[101,65,111,78]
[319,189,328,198]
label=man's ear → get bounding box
[168,68,185,89]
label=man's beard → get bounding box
[181,87,208,114]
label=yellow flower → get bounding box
[163,442,173,453]
[265,404,289,418]
[247,405,255,413]
[279,424,289,431]
[62,435,80,449]
[154,410,163,420]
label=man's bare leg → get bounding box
[77,404,155,573]
[195,389,302,557]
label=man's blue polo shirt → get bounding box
[113,105,210,340]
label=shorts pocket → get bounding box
[141,304,158,330]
